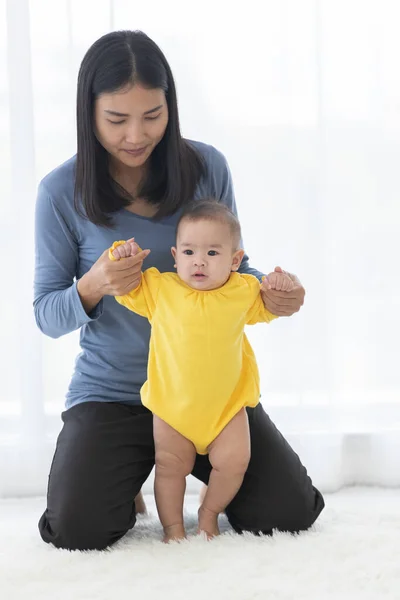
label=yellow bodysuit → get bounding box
[110,244,277,454]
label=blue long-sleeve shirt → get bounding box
[34,140,264,408]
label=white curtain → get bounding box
[1,0,399,497]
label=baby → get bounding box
[109,200,294,542]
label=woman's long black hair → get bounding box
[75,30,205,226]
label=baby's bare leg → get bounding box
[153,415,196,542]
[199,408,250,537]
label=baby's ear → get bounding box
[171,247,177,268]
[231,249,245,271]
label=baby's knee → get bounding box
[155,448,194,478]
[211,446,251,476]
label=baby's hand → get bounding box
[111,238,140,260]
[263,271,295,292]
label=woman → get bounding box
[35,30,324,550]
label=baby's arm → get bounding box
[108,240,160,320]
[245,271,294,324]
[244,275,279,325]
[263,271,295,292]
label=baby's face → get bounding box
[172,219,244,291]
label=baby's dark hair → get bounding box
[177,198,242,248]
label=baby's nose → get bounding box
[194,255,205,266]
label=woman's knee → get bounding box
[227,486,325,535]
[38,500,133,551]
[274,485,325,533]
[289,486,325,532]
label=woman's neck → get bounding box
[110,159,145,197]
[110,157,158,218]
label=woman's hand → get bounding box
[77,238,150,314]
[260,266,305,317]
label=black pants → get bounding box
[38,402,324,550]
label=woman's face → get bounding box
[95,84,169,170]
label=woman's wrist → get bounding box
[77,271,104,315]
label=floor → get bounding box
[1,488,399,600]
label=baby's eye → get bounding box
[183,249,194,255]
[208,250,218,256]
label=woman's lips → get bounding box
[122,147,147,157]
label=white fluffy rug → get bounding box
[1,488,399,600]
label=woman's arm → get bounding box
[76,273,104,314]
[33,181,103,339]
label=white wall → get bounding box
[0,0,399,496]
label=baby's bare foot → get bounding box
[198,506,220,539]
[163,524,186,543]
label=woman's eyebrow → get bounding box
[104,104,163,117]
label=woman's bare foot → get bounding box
[134,491,147,515]
[198,506,220,539]
[163,523,186,543]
